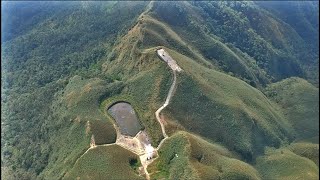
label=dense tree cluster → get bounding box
[1,1,147,178]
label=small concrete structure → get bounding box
[156,48,182,72]
[145,144,156,160]
[90,135,96,148]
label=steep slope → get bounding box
[1,1,149,179]
[1,1,319,179]
[255,146,319,180]
[264,77,319,143]
[63,145,144,180]
[162,48,294,160]
[149,1,318,85]
[148,131,261,180]
[256,1,319,86]
[288,143,319,166]
[149,2,270,88]
[36,76,124,179]
[98,3,296,162]
[256,1,319,52]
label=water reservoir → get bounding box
[108,102,142,137]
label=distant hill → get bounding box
[265,77,319,143]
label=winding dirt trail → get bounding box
[70,48,181,180]
[155,70,177,139]
[155,48,181,141]
[140,48,182,180]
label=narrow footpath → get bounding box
[155,70,177,139]
[69,48,181,180]
[154,48,182,142]
[139,48,182,180]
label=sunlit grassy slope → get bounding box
[161,48,294,160]
[58,76,118,141]
[148,131,319,180]
[149,1,319,86]
[288,143,319,166]
[68,2,318,177]
[63,145,144,180]
[255,146,319,180]
[38,76,124,179]
[1,1,318,179]
[101,47,174,145]
[148,131,261,180]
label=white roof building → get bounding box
[145,144,155,160]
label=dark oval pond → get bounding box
[108,102,142,137]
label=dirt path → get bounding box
[71,48,181,180]
[139,48,182,179]
[155,48,181,139]
[155,70,177,139]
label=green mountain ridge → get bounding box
[1,1,318,179]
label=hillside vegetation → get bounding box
[255,146,319,180]
[265,77,319,143]
[1,1,148,178]
[149,1,318,85]
[163,48,294,160]
[63,145,144,180]
[149,132,319,180]
[1,1,318,179]
[148,132,261,180]
[288,143,319,166]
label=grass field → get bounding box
[38,76,124,179]
[255,146,319,180]
[148,131,261,180]
[62,17,318,179]
[147,132,200,179]
[265,77,319,142]
[100,45,174,146]
[3,2,318,179]
[57,75,120,144]
[161,48,294,161]
[288,142,319,166]
[63,145,144,180]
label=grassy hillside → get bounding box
[100,49,173,146]
[148,132,198,179]
[56,75,120,144]
[256,1,319,53]
[162,48,294,160]
[149,1,318,85]
[265,77,319,142]
[288,143,319,166]
[255,146,319,180]
[63,145,144,180]
[36,76,125,179]
[100,16,296,160]
[1,2,148,178]
[188,132,261,180]
[142,7,267,88]
[148,131,261,180]
[1,1,318,179]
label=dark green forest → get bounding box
[2,1,149,178]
